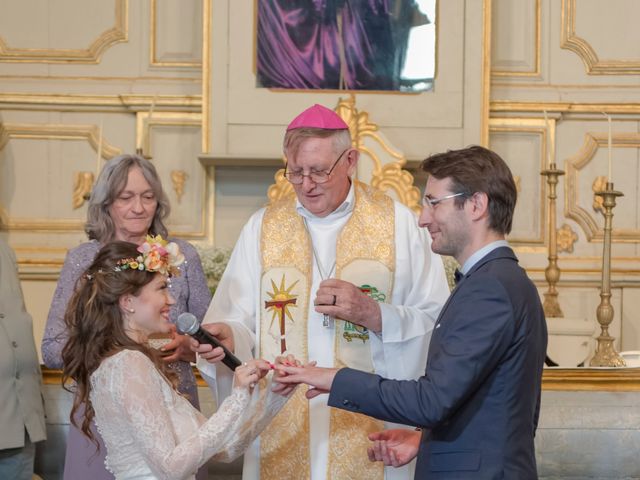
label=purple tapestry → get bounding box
[256,0,431,91]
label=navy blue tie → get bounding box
[454,269,464,285]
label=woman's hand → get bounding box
[233,359,271,392]
[161,325,196,363]
[271,354,304,396]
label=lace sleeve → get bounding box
[213,378,291,463]
[96,350,251,480]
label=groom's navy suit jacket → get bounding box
[328,247,547,479]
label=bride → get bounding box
[62,237,295,480]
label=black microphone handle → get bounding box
[193,328,242,371]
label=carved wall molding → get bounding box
[489,117,549,245]
[560,0,640,75]
[150,0,202,68]
[591,176,607,214]
[565,133,640,242]
[0,123,121,231]
[0,0,128,64]
[492,0,540,77]
[492,102,640,115]
[0,93,202,112]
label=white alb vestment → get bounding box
[91,349,288,480]
[198,184,450,480]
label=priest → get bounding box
[194,103,449,480]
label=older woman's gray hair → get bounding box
[85,154,170,242]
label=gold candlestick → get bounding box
[589,182,625,367]
[541,164,565,318]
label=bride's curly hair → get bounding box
[62,241,178,447]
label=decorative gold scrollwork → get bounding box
[592,176,607,213]
[170,170,188,204]
[557,223,579,254]
[72,172,95,209]
[267,167,294,204]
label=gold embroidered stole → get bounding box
[259,181,394,480]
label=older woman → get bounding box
[42,154,211,480]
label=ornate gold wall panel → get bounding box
[0,93,201,112]
[0,123,121,231]
[491,0,540,77]
[565,132,640,242]
[134,111,210,240]
[0,0,128,63]
[560,0,640,75]
[150,0,202,67]
[489,118,549,245]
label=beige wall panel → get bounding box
[492,0,540,76]
[0,0,201,90]
[0,0,126,62]
[213,166,278,248]
[211,0,486,160]
[151,0,203,67]
[621,288,640,352]
[149,124,208,238]
[21,280,56,363]
[562,0,640,73]
[490,127,546,244]
[563,123,640,241]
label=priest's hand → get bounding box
[189,322,235,364]
[161,325,196,363]
[314,279,382,333]
[275,364,338,399]
[367,429,421,468]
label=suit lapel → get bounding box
[432,247,518,330]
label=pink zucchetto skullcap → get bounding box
[286,104,349,131]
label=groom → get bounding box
[277,146,548,479]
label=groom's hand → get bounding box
[275,364,338,399]
[367,429,421,468]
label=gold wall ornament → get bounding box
[0,0,128,63]
[557,223,579,254]
[266,167,294,205]
[514,175,521,193]
[565,132,640,242]
[590,183,625,367]
[370,164,421,214]
[560,0,640,75]
[72,172,95,209]
[170,170,188,204]
[591,176,607,214]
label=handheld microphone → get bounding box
[176,312,242,371]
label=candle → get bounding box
[96,118,103,175]
[144,95,157,155]
[543,110,553,167]
[606,113,612,183]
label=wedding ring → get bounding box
[332,294,337,306]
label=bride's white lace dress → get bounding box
[90,349,288,480]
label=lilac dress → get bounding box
[42,238,211,480]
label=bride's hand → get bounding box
[233,359,271,391]
[271,355,313,396]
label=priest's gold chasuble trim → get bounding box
[259,181,393,480]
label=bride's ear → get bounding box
[119,295,134,314]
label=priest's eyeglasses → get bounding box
[423,192,467,209]
[284,148,349,185]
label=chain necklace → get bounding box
[303,217,336,328]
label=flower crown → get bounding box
[114,235,185,276]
